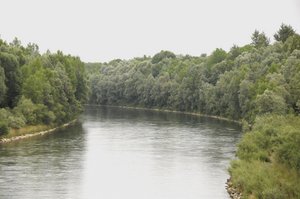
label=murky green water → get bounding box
[0,106,241,199]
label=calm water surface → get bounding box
[0,106,241,199]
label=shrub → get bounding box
[229,160,300,199]
[7,115,26,129]
[230,114,300,198]
[0,121,9,136]
[13,96,37,124]
[277,129,300,170]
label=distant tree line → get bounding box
[87,24,300,123]
[0,38,88,135]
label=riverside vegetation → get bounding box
[86,24,300,198]
[0,38,88,138]
[1,24,299,198]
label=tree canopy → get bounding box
[0,38,88,135]
[87,25,300,123]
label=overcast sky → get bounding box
[0,0,299,62]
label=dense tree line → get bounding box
[87,24,300,198]
[87,24,300,123]
[0,38,88,135]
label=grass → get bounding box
[0,119,77,141]
[1,124,53,139]
[229,160,300,199]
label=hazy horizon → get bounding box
[1,0,299,62]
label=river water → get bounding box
[0,106,241,199]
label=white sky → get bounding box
[0,0,299,62]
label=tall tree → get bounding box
[0,52,21,108]
[0,67,6,106]
[274,24,295,43]
[251,30,270,48]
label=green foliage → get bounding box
[229,160,300,199]
[0,52,21,107]
[274,24,295,43]
[284,34,300,53]
[7,115,26,129]
[0,121,8,136]
[256,89,287,115]
[251,30,270,48]
[0,67,7,106]
[88,25,300,122]
[0,38,88,134]
[230,115,300,198]
[14,96,39,124]
[0,108,25,129]
[151,50,176,64]
[207,48,227,67]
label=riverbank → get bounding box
[87,104,242,125]
[227,115,300,199]
[0,119,77,144]
[226,178,242,199]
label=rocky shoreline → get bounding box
[226,178,242,199]
[0,119,77,144]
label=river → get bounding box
[0,106,241,199]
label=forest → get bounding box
[0,38,88,136]
[87,24,300,198]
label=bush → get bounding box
[0,108,11,123]
[0,122,9,136]
[40,111,56,125]
[277,129,300,170]
[7,115,26,129]
[229,160,300,199]
[13,96,37,124]
[229,114,300,198]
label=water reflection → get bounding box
[0,106,241,199]
[0,123,86,199]
[80,106,241,199]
